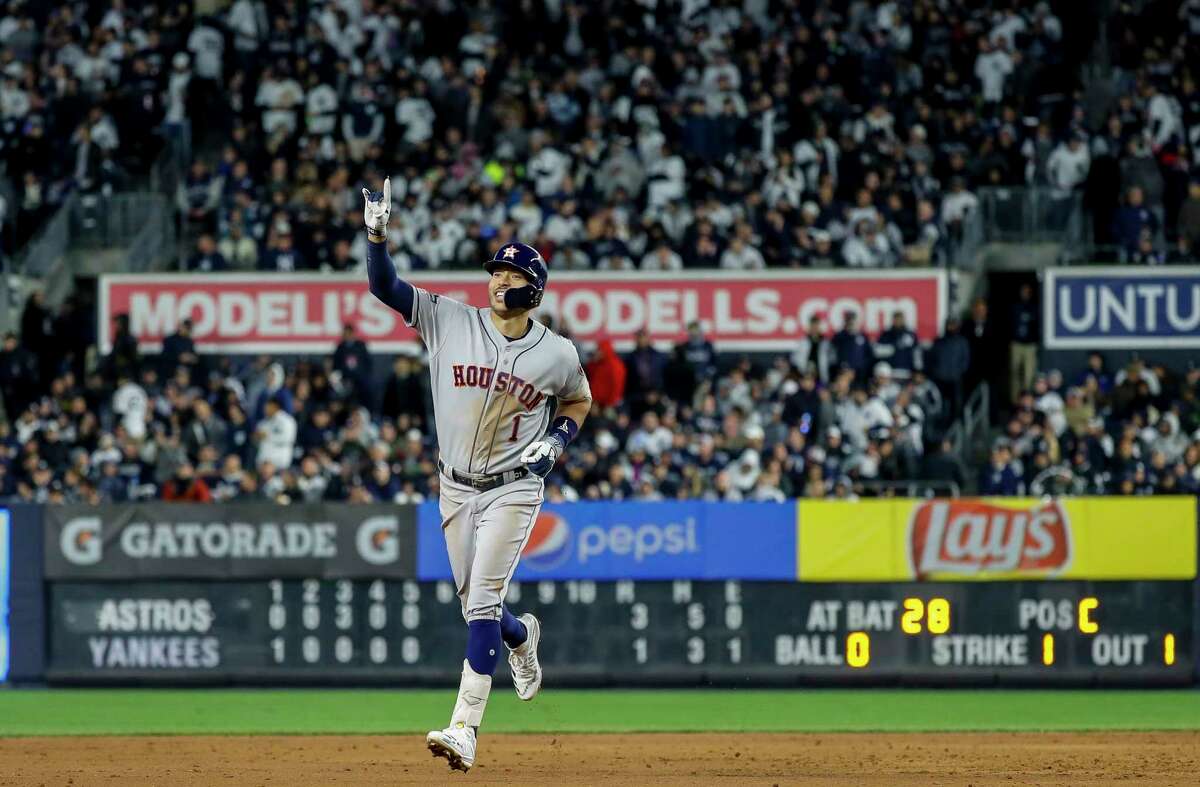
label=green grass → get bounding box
[1,689,1198,736]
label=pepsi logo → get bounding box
[521,511,573,570]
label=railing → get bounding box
[950,200,984,269]
[70,193,168,250]
[977,187,1087,245]
[12,192,79,278]
[857,479,962,498]
[125,196,174,272]
[945,382,990,486]
[1056,246,1198,266]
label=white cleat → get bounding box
[507,613,543,701]
[426,724,476,772]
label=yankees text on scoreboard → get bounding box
[47,579,1191,685]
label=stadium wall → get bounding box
[5,498,1198,686]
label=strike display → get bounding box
[47,580,1192,685]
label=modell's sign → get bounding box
[44,504,416,579]
[99,270,947,354]
[908,499,1072,580]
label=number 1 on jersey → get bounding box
[508,414,522,442]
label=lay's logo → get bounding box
[908,499,1072,579]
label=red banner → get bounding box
[98,270,948,354]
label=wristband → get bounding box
[549,416,579,446]
[367,229,387,243]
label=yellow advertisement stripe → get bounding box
[1058,497,1196,580]
[798,497,1197,582]
[799,499,914,581]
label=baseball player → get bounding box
[362,179,592,772]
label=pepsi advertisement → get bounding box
[1043,267,1200,349]
[416,501,797,581]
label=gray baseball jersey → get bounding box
[406,286,589,474]
[406,285,590,621]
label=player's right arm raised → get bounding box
[362,177,415,322]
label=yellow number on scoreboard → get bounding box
[846,632,870,668]
[927,598,950,634]
[901,599,924,634]
[1042,633,1055,666]
[901,598,951,635]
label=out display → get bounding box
[47,580,1192,685]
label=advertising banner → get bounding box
[798,497,1197,582]
[99,270,948,354]
[1043,267,1200,349]
[417,501,796,581]
[44,504,416,580]
[1,510,8,682]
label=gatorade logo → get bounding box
[356,516,400,565]
[61,517,103,565]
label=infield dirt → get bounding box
[2,731,1198,785]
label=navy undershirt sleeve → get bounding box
[366,238,414,322]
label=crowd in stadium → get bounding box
[2,0,1200,504]
[4,1,1198,267]
[3,283,1200,505]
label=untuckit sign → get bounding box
[1044,267,1200,349]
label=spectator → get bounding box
[874,312,921,380]
[0,332,38,420]
[623,330,666,418]
[979,440,1022,495]
[922,438,969,493]
[381,356,427,423]
[940,178,979,237]
[927,317,971,419]
[1047,133,1091,196]
[333,324,372,408]
[178,160,221,234]
[791,315,833,383]
[641,242,684,271]
[161,462,213,503]
[962,297,1002,404]
[184,399,228,459]
[255,394,297,470]
[188,234,228,272]
[259,223,305,271]
[1179,180,1200,251]
[161,319,199,374]
[720,236,766,270]
[586,340,627,410]
[831,313,874,383]
[218,221,260,270]
[112,372,149,441]
[1112,186,1160,258]
[1009,284,1040,403]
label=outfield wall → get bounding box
[4,497,1198,686]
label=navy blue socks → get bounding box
[465,619,502,675]
[499,606,529,649]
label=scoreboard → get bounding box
[47,579,1193,685]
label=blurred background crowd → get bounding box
[1,0,1196,270]
[1,0,1199,505]
[3,285,1199,505]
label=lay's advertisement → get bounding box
[799,497,1197,582]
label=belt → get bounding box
[438,459,529,492]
